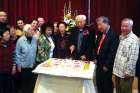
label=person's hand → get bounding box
[69,45,75,54]
[17,66,21,73]
[103,66,108,72]
[93,59,97,64]
[124,72,130,78]
[80,55,86,61]
[11,65,16,75]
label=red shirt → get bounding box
[0,40,15,74]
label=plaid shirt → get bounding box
[113,32,139,78]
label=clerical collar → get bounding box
[79,29,83,31]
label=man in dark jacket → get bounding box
[0,11,9,37]
[95,16,119,93]
[69,15,96,60]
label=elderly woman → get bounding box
[15,24,37,93]
[53,21,70,59]
[36,22,55,64]
[0,27,16,93]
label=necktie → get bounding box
[97,34,106,54]
[77,29,83,53]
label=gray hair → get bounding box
[96,16,109,24]
[121,18,133,27]
[75,15,86,21]
[23,24,31,32]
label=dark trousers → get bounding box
[0,73,16,93]
[96,67,113,93]
[17,68,37,93]
[138,77,140,93]
[115,75,133,93]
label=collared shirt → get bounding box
[47,36,55,58]
[15,36,37,68]
[113,31,139,78]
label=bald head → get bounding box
[0,11,7,23]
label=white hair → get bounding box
[122,18,133,27]
[23,24,31,32]
[75,15,86,21]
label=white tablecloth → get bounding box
[33,58,97,93]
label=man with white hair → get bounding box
[69,15,96,60]
[113,18,139,93]
[95,16,119,93]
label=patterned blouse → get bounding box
[36,34,55,63]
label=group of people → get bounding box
[0,10,140,93]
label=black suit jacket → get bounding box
[69,26,96,60]
[96,28,119,72]
[53,32,70,59]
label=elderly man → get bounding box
[69,15,96,60]
[95,16,119,93]
[136,41,140,93]
[113,18,139,93]
[15,24,37,93]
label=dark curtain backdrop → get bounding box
[0,0,139,35]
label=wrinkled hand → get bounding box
[124,72,130,78]
[80,55,87,61]
[69,45,75,54]
[103,66,108,72]
[17,66,21,73]
[11,65,16,75]
[93,59,97,64]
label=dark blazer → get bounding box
[69,26,96,60]
[96,28,119,72]
[136,48,140,77]
[53,32,70,59]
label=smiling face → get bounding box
[75,19,86,29]
[58,23,66,34]
[45,27,53,36]
[2,30,10,42]
[75,15,86,29]
[0,11,7,23]
[17,20,24,29]
[38,18,45,27]
[96,21,109,33]
[31,20,38,30]
[121,20,132,36]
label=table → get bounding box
[33,58,96,93]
